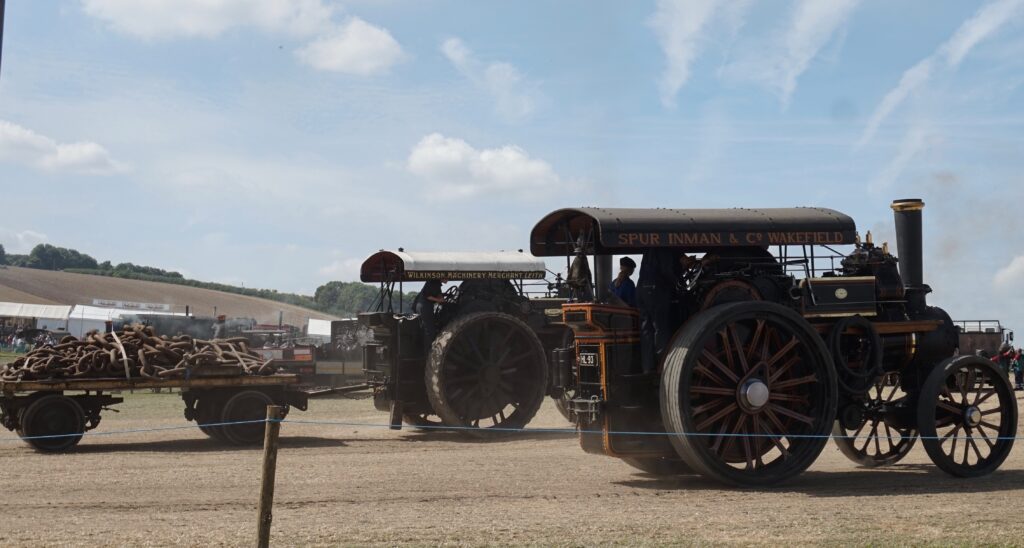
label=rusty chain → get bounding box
[1,325,276,382]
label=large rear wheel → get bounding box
[660,302,838,486]
[426,312,547,436]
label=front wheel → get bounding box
[660,302,838,486]
[917,356,1017,477]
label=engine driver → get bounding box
[637,249,681,374]
[413,278,447,349]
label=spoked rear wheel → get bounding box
[833,372,917,467]
[660,302,838,486]
[426,312,548,437]
[918,356,1017,477]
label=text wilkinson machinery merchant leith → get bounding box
[530,199,1017,486]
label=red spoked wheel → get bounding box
[660,302,838,486]
[833,372,917,467]
[918,355,1017,477]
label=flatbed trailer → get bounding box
[0,373,357,453]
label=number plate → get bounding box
[579,352,598,367]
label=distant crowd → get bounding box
[991,344,1024,391]
[0,328,60,354]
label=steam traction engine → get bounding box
[354,250,569,434]
[531,200,1017,486]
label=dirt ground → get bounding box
[2,392,1024,547]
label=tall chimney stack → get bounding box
[891,198,925,288]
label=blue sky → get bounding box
[1,1,1023,330]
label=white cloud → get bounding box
[296,17,404,75]
[80,0,335,39]
[648,0,725,108]
[0,120,127,175]
[994,255,1024,289]
[441,37,539,122]
[407,133,564,200]
[318,257,363,281]
[722,0,859,106]
[82,1,402,76]
[857,58,934,148]
[858,0,1024,147]
[0,228,48,254]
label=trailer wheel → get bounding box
[917,355,1017,477]
[220,390,274,446]
[426,312,547,436]
[660,302,838,486]
[18,394,87,453]
[622,457,694,476]
[195,396,229,443]
[832,372,917,467]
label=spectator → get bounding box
[1013,349,1024,391]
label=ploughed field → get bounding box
[0,266,336,326]
[2,393,1024,546]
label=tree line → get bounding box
[0,243,417,317]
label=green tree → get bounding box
[0,243,5,265]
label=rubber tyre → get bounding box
[660,301,838,487]
[196,396,230,443]
[426,311,548,437]
[219,390,274,446]
[622,457,694,476]
[19,394,86,453]
[917,355,1017,477]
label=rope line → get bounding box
[3,416,1023,443]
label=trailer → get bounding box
[0,372,312,452]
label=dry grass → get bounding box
[1,393,1024,546]
[0,266,336,325]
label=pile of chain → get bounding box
[1,325,276,382]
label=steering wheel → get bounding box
[442,285,460,306]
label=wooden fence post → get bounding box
[256,405,283,548]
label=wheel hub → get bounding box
[964,405,982,427]
[739,378,770,411]
[479,364,500,393]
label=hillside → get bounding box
[0,266,338,325]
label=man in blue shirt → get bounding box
[609,256,637,307]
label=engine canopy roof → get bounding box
[360,250,547,282]
[530,207,857,256]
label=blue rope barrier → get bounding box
[2,416,1021,443]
